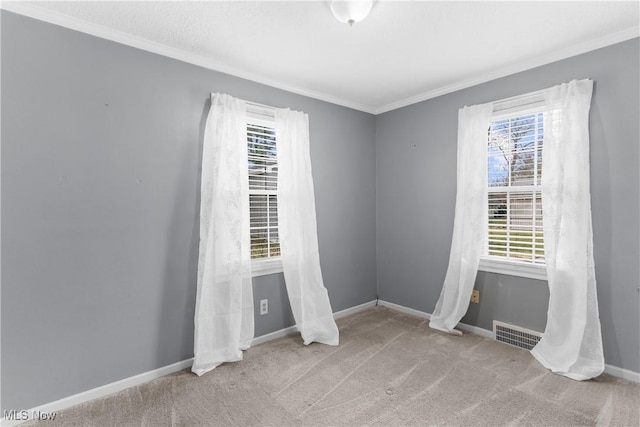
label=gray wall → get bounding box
[376,38,640,374]
[1,11,377,411]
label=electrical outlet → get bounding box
[260,299,268,315]
[471,289,480,304]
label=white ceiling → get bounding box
[5,1,639,114]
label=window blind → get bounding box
[486,112,545,265]
[247,122,280,259]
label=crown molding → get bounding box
[0,2,377,114]
[2,2,638,116]
[374,26,640,115]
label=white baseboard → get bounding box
[252,300,377,346]
[378,299,431,320]
[377,299,493,338]
[1,358,194,426]
[251,325,299,346]
[378,299,639,384]
[603,364,640,383]
[455,322,495,339]
[334,300,378,319]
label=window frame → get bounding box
[478,103,548,281]
[246,107,283,277]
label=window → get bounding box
[246,110,282,276]
[479,108,547,280]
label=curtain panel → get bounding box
[192,93,254,376]
[276,108,339,346]
[530,79,604,380]
[430,79,604,380]
[429,103,493,333]
[193,97,338,378]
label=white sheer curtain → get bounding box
[192,93,254,376]
[530,79,604,380]
[276,108,339,346]
[429,103,493,333]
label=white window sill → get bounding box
[251,257,283,278]
[478,257,547,281]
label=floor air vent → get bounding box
[493,321,542,350]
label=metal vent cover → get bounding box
[493,320,542,350]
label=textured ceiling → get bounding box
[6,1,640,113]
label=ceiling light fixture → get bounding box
[329,0,374,26]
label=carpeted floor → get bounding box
[27,306,640,426]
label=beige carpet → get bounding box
[27,306,640,426]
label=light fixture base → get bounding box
[329,0,374,26]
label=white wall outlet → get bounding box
[471,289,480,304]
[260,299,268,315]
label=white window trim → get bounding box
[492,90,545,118]
[478,257,547,281]
[251,256,283,277]
[479,92,548,281]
